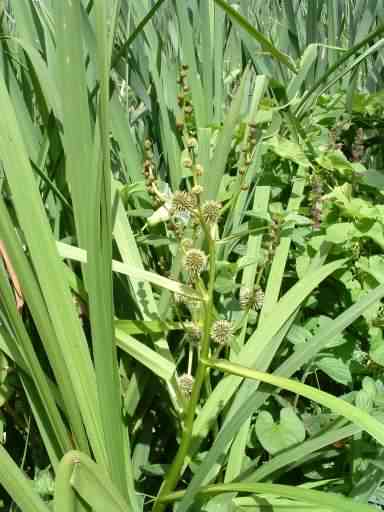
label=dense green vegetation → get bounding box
[1,0,384,510]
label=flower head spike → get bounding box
[171,191,197,216]
[239,286,264,310]
[192,185,204,195]
[201,200,222,225]
[178,373,194,396]
[211,320,234,346]
[185,322,202,344]
[183,249,207,281]
[148,185,193,226]
[181,239,194,252]
[239,287,253,310]
[254,287,265,310]
[174,292,186,305]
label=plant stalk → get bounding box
[152,230,216,512]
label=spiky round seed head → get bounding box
[201,200,221,224]
[194,164,204,176]
[183,249,207,279]
[174,292,186,305]
[239,287,253,310]
[211,320,234,346]
[352,347,368,365]
[184,105,193,115]
[187,297,201,311]
[183,158,193,168]
[181,238,194,251]
[239,287,264,310]
[171,191,196,214]
[187,137,197,149]
[191,185,204,195]
[144,139,152,150]
[254,287,265,310]
[178,373,194,395]
[185,322,202,344]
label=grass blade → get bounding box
[213,0,297,73]
[208,358,384,448]
[0,445,49,512]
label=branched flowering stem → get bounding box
[153,226,216,512]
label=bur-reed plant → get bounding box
[0,1,384,511]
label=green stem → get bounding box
[152,230,216,512]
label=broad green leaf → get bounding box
[242,421,363,483]
[317,357,352,386]
[255,408,306,455]
[266,135,310,167]
[317,150,355,174]
[326,223,355,244]
[359,168,384,190]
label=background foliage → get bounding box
[1,0,384,511]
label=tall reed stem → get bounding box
[153,229,216,512]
